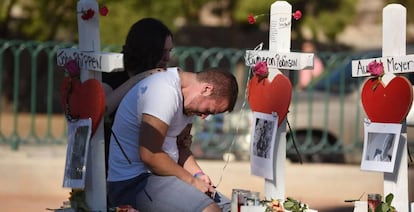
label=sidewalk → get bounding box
[0,145,412,212]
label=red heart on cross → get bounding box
[60,77,106,136]
[361,76,413,123]
[248,74,292,126]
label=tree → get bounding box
[0,0,18,39]
[0,0,77,41]
[1,0,362,48]
[233,0,358,44]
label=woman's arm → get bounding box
[177,124,193,166]
[103,68,164,115]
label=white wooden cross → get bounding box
[56,0,123,211]
[351,4,413,212]
[245,1,314,201]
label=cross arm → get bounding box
[245,50,314,70]
[352,54,414,77]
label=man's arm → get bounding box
[177,124,212,185]
[139,114,213,193]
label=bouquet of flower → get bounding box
[263,197,308,212]
[264,199,285,212]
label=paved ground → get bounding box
[0,145,412,212]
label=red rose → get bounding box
[253,61,269,78]
[292,10,302,20]
[247,14,256,24]
[81,8,95,20]
[99,6,109,16]
[367,61,384,77]
[64,59,80,78]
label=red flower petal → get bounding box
[293,10,302,20]
[253,61,269,77]
[99,6,109,16]
[81,8,95,20]
[367,61,384,76]
[247,14,256,24]
[81,12,88,20]
[64,59,80,77]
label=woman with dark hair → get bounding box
[102,18,173,175]
[102,17,173,114]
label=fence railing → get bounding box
[1,39,400,163]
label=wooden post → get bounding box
[56,0,124,210]
[245,1,314,201]
[351,4,413,212]
[382,4,409,212]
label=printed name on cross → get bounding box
[245,50,313,70]
[352,54,414,77]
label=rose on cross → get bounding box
[253,61,269,80]
[81,8,95,20]
[80,5,109,20]
[247,13,256,24]
[367,60,384,77]
[367,61,385,90]
[99,6,109,16]
[292,10,302,20]
[247,10,302,24]
[64,59,80,78]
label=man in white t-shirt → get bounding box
[107,67,238,212]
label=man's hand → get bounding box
[190,177,216,198]
[195,172,212,186]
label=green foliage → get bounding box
[233,0,270,23]
[234,0,357,42]
[99,0,209,46]
[69,189,90,212]
[0,0,77,41]
[0,0,386,46]
[290,0,358,42]
[283,197,308,212]
[374,193,396,212]
[0,0,193,44]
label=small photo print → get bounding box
[252,118,275,159]
[361,121,401,173]
[63,118,92,188]
[365,133,394,162]
[250,112,278,180]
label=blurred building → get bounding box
[337,0,414,50]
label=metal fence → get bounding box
[1,39,401,163]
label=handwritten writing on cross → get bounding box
[351,4,411,212]
[244,1,314,201]
[56,0,123,210]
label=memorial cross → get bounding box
[56,0,123,211]
[351,4,413,212]
[245,1,314,200]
